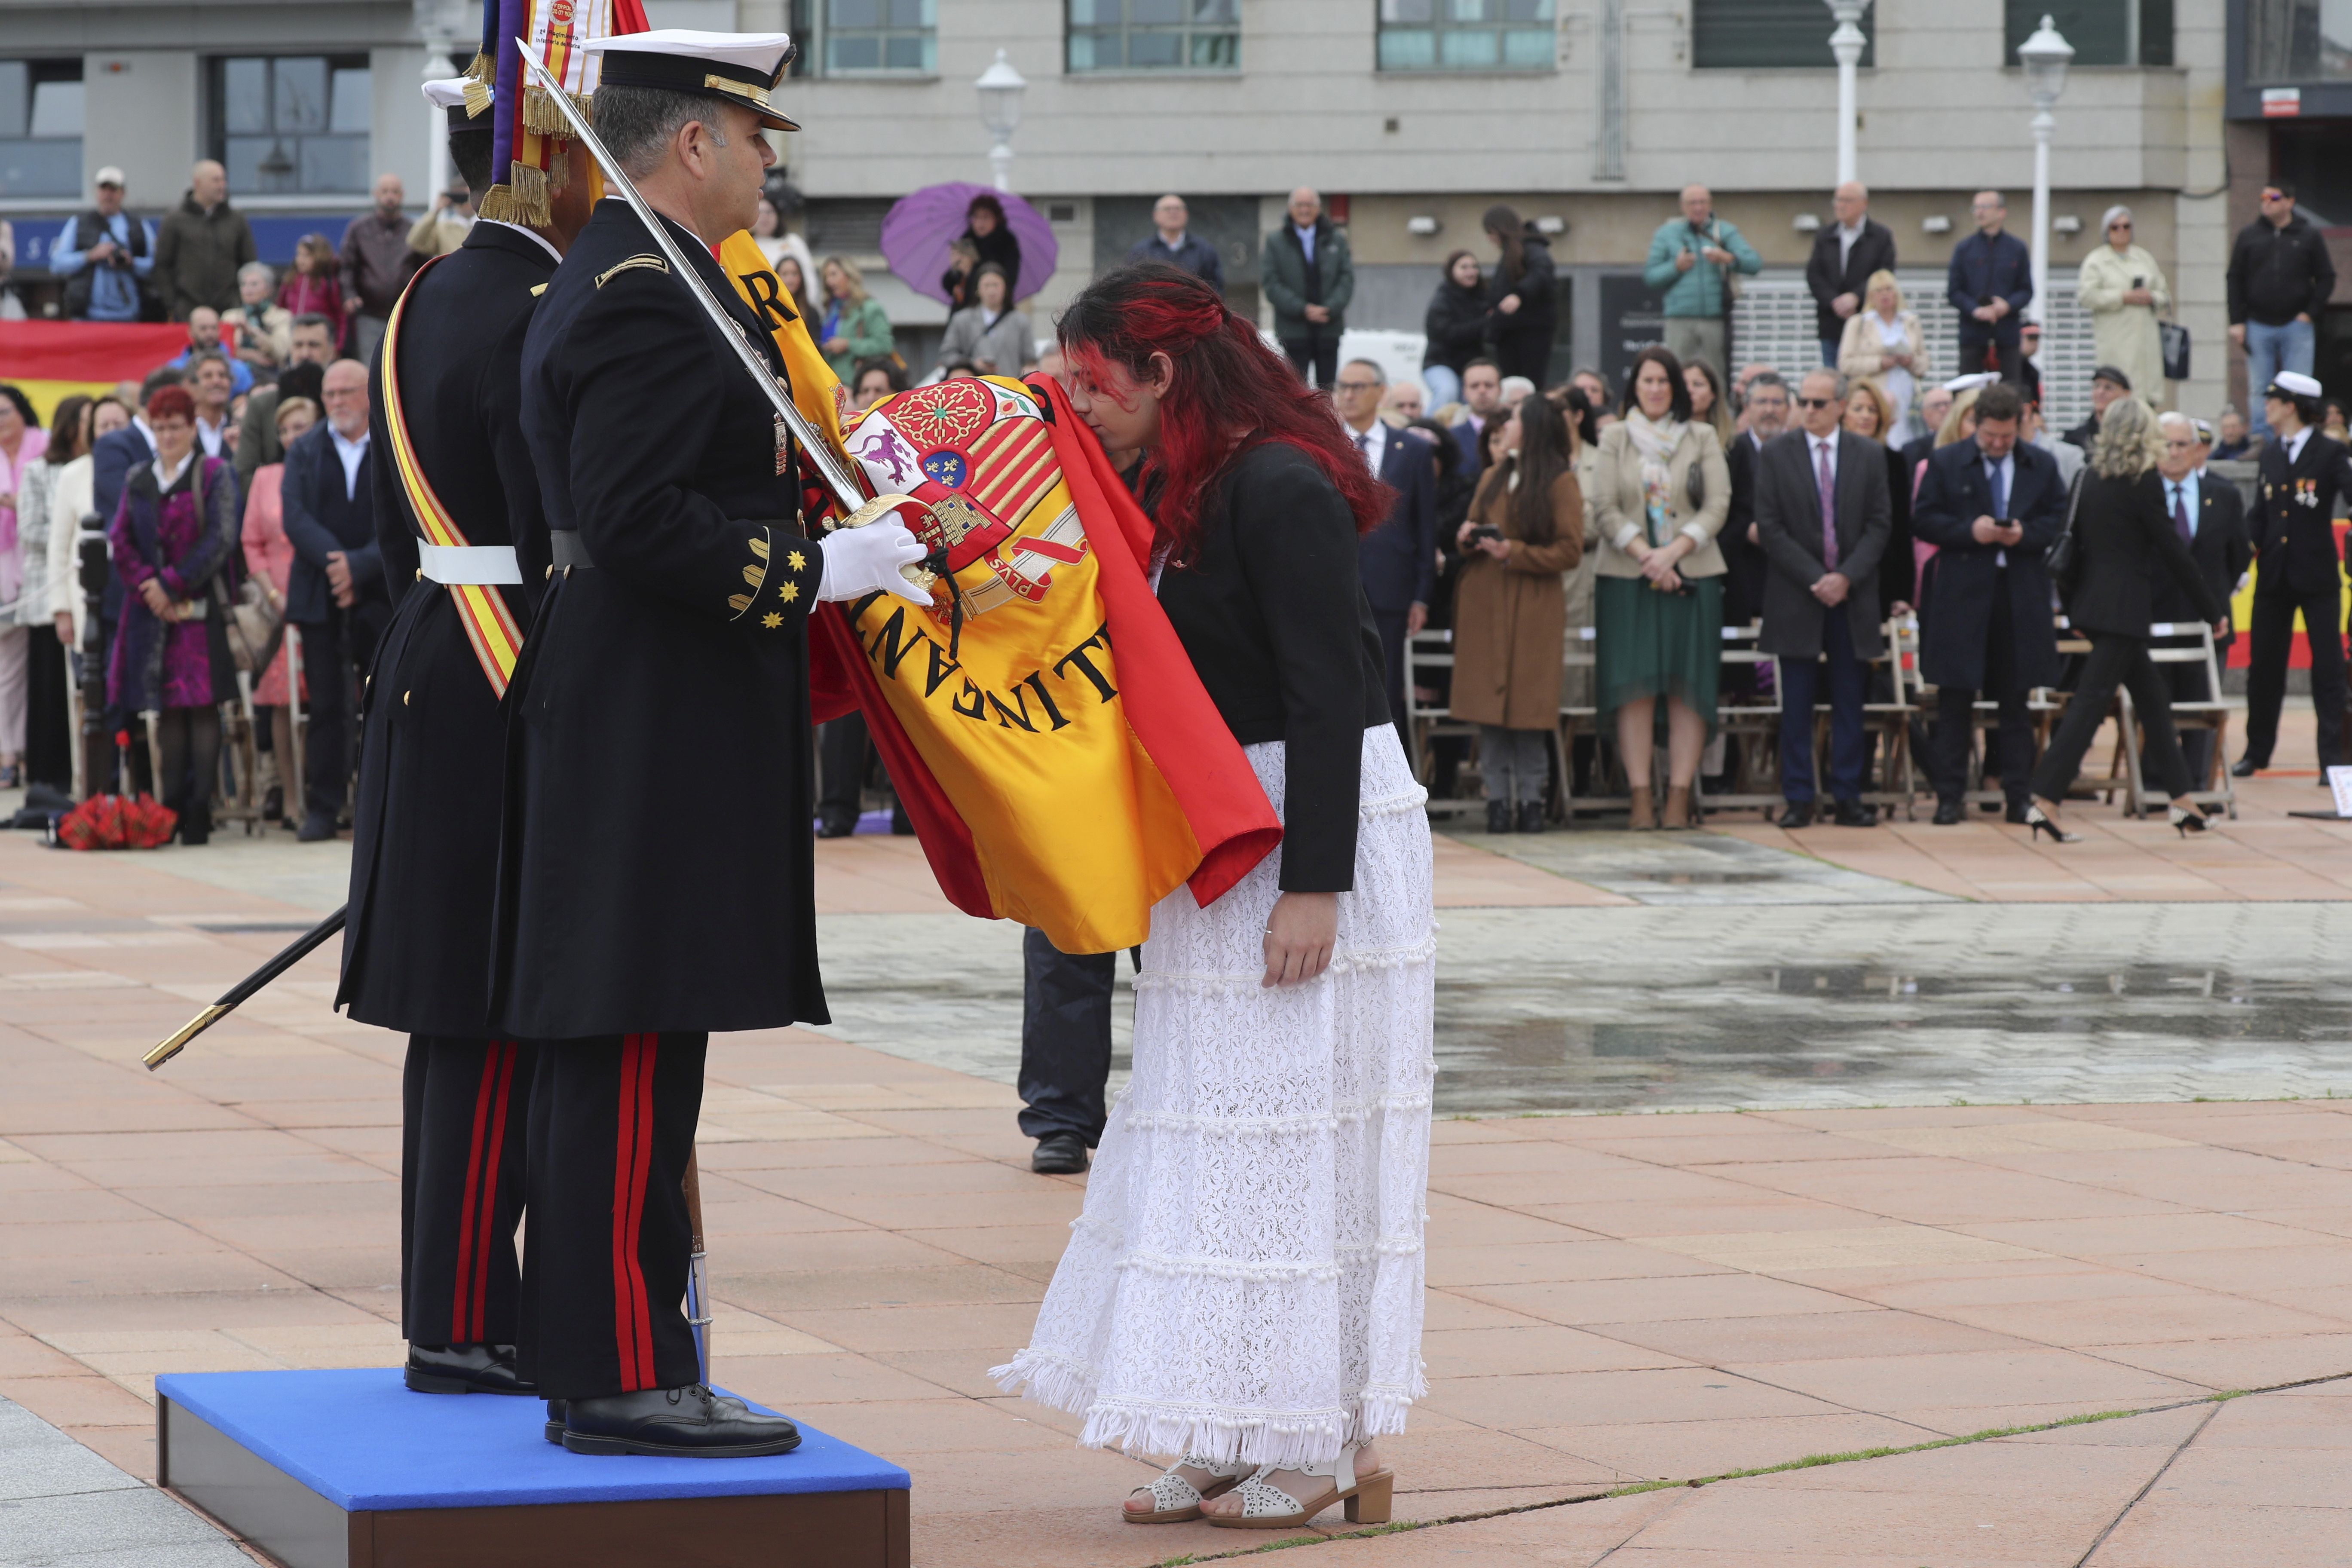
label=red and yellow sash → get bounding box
[379,256,528,698]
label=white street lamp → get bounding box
[1825,0,1868,187]
[975,49,1027,193]
[414,0,472,205]
[2017,14,2073,325]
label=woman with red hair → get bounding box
[109,382,243,842]
[992,265,1436,1532]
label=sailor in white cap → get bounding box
[2236,367,2352,777]
[501,31,924,1459]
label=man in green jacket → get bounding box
[153,160,258,321]
[1261,187,1354,389]
[1642,184,1760,377]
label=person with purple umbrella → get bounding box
[943,191,1023,310]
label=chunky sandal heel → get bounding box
[1343,1470,1393,1525]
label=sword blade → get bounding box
[512,40,867,514]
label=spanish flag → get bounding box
[0,320,187,424]
[808,375,1282,955]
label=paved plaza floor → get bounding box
[2,716,2349,1565]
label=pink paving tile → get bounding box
[1458,1272,1880,1327]
[2151,1438,2352,1509]
[1587,1308,2037,1365]
[1721,1346,2204,1416]
[2088,1498,2352,1567]
[2099,1241,2352,1295]
[719,1264,1042,1314]
[1424,1324,1694,1378]
[714,1351,959,1409]
[1954,1211,2320,1258]
[1421,1192,1609,1245]
[2090,1332,2352,1389]
[1421,1365,1849,1429]
[1516,1412,1937,1482]
[1295,1491,1689,1568]
[1425,1239,1730,1289]
[0,1372,156,1427]
[1522,1200,1884,1239]
[1921,1288,2348,1349]
[1703,1155,2191,1225]
[1432,833,1633,907]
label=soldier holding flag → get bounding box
[497,30,928,1458]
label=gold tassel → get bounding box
[546,149,570,196]
[463,49,493,84]
[521,83,584,137]
[462,78,493,118]
[477,162,551,227]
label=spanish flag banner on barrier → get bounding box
[0,321,188,424]
[806,374,1282,955]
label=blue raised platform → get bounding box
[156,1369,909,1568]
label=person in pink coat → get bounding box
[240,394,315,820]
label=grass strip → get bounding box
[1152,1371,2347,1567]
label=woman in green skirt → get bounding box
[1589,346,1730,828]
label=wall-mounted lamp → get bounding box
[1534,215,1565,235]
[1406,215,1441,236]
[1922,214,1953,234]
[2052,214,2082,235]
[1793,213,1822,232]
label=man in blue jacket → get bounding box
[1124,194,1223,291]
[279,359,390,840]
[1335,359,1436,757]
[1948,190,2034,388]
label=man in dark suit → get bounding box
[1947,190,2034,386]
[2150,413,2252,787]
[1722,371,1788,627]
[1756,369,1893,827]
[334,77,593,1403]
[1449,358,1502,470]
[1911,381,2066,823]
[1334,358,1436,755]
[2236,371,2352,777]
[280,358,392,840]
[1806,182,1896,366]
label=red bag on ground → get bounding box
[57,794,176,851]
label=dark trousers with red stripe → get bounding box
[401,1036,535,1347]
[519,1033,707,1401]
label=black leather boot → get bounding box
[405,1343,536,1396]
[1515,800,1546,834]
[1485,799,1511,833]
[562,1385,802,1458]
[544,1399,566,1444]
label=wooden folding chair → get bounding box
[2118,621,2238,819]
[1697,619,1785,815]
[1406,629,1482,818]
[1557,625,1627,818]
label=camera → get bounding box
[1467,525,1503,544]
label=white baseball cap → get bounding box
[94,166,126,189]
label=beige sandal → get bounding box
[1204,1448,1394,1530]
[1124,1454,1252,1524]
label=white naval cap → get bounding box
[586,30,799,131]
[1941,371,2001,395]
[2269,370,2324,401]
[420,76,481,126]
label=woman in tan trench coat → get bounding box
[1452,393,1584,833]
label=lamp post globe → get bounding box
[976,49,1028,192]
[1825,0,1868,187]
[2018,14,2073,326]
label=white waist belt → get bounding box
[417,542,523,585]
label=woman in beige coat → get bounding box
[2078,206,2171,406]
[1591,346,1731,829]
[1453,393,1584,834]
[1837,270,1926,439]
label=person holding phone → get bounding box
[1642,185,1760,377]
[2079,207,2171,409]
[406,183,475,259]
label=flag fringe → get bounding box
[477,162,551,227]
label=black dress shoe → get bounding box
[1485,799,1511,834]
[1931,799,1965,826]
[1031,1132,1090,1174]
[405,1343,536,1396]
[1832,800,1878,828]
[2230,756,2261,778]
[1515,800,1546,834]
[545,1398,566,1444]
[2004,801,2031,826]
[296,811,338,842]
[563,1385,801,1458]
[814,812,856,839]
[1776,801,1815,830]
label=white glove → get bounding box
[817,517,931,607]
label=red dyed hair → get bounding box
[144,384,196,426]
[1058,263,1392,561]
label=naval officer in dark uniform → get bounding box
[499,29,928,1458]
[2236,369,2352,778]
[339,80,595,1402]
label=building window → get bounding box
[824,0,937,73]
[1694,1,1875,68]
[2246,0,2350,81]
[2004,1,2172,67]
[211,56,371,196]
[1069,0,1240,70]
[0,59,83,199]
[1378,0,1555,72]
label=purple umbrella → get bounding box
[879,183,1059,307]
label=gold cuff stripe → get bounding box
[704,74,772,109]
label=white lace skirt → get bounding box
[992,726,1437,1470]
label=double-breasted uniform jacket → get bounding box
[337,222,559,1035]
[2147,474,2251,644]
[494,199,827,1041]
[2253,430,2352,599]
[1909,437,2066,692]
[1751,427,1893,662]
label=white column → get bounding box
[2029,107,2052,325]
[1827,0,1866,187]
[421,37,452,204]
